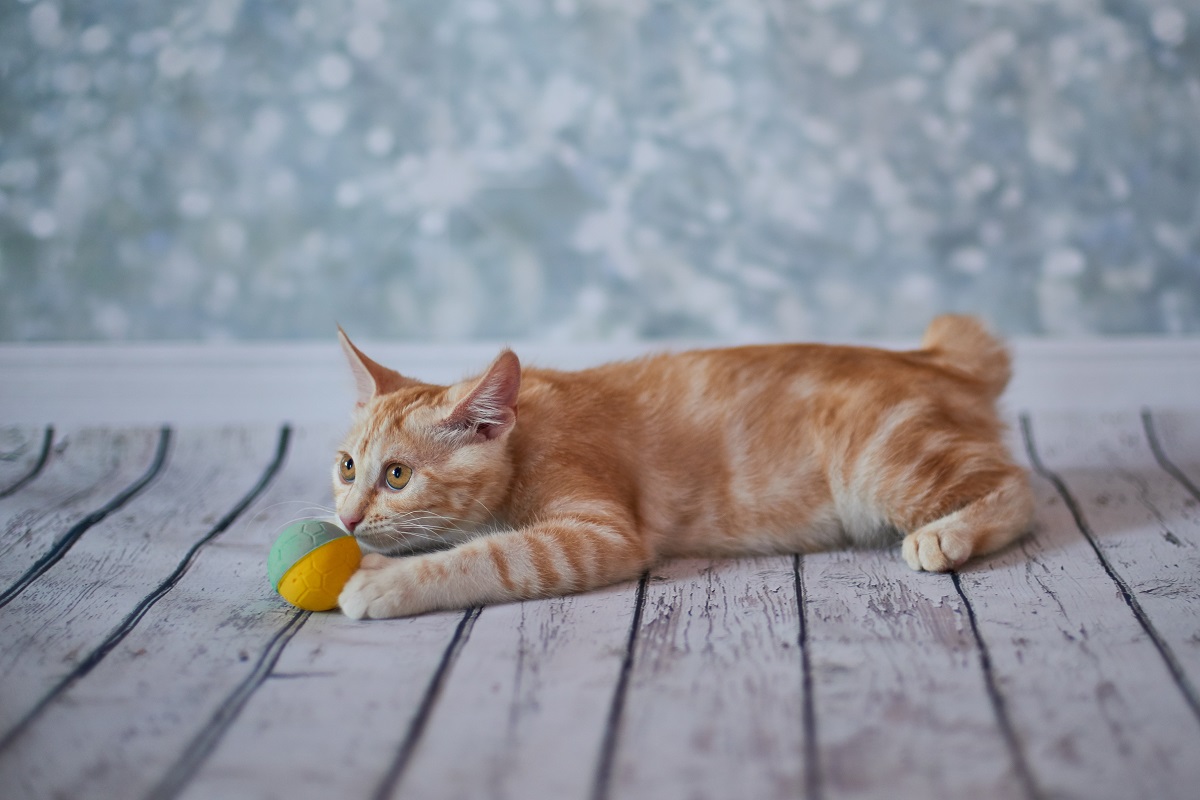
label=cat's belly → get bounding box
[649,492,852,559]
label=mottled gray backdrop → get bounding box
[2,0,1197,342]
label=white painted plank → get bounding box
[177,609,467,800]
[0,427,281,738]
[0,341,659,425]
[610,557,807,800]
[3,339,1199,425]
[804,548,1024,800]
[1028,411,1200,702]
[0,427,50,495]
[1146,409,1200,484]
[952,414,1200,800]
[0,425,344,800]
[0,427,162,598]
[1002,340,1200,413]
[392,582,638,800]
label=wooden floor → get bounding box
[1,410,1199,800]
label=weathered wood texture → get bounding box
[0,427,52,497]
[1145,409,1200,494]
[1025,412,1200,717]
[393,581,638,800]
[178,608,469,800]
[1,411,1199,800]
[0,426,332,800]
[0,427,164,603]
[948,413,1200,800]
[803,548,1025,800]
[610,557,806,800]
[0,427,285,744]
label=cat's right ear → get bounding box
[338,326,415,406]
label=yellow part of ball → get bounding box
[276,535,362,612]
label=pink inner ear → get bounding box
[444,350,521,441]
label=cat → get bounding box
[333,314,1033,619]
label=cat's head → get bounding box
[332,328,520,555]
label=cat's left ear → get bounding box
[440,349,521,443]
[338,326,416,406]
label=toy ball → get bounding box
[267,519,362,611]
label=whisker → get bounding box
[472,498,502,526]
[253,500,337,517]
[389,509,468,522]
[242,500,341,542]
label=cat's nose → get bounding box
[339,513,362,533]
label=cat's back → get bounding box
[568,340,991,407]
[517,335,1002,431]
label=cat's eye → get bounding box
[384,463,412,491]
[339,455,355,483]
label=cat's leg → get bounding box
[338,510,651,619]
[900,466,1033,572]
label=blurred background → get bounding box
[1,0,1197,344]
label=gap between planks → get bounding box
[0,426,171,609]
[0,426,291,751]
[0,426,54,499]
[1020,412,1200,725]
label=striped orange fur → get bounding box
[334,315,1033,619]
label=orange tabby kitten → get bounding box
[334,315,1032,619]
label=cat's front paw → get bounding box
[357,552,392,571]
[339,558,415,619]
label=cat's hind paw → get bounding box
[901,527,970,572]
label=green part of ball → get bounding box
[268,519,353,591]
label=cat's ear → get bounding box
[439,349,521,443]
[338,326,415,406]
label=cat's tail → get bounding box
[920,314,1012,399]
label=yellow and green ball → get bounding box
[267,519,362,611]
